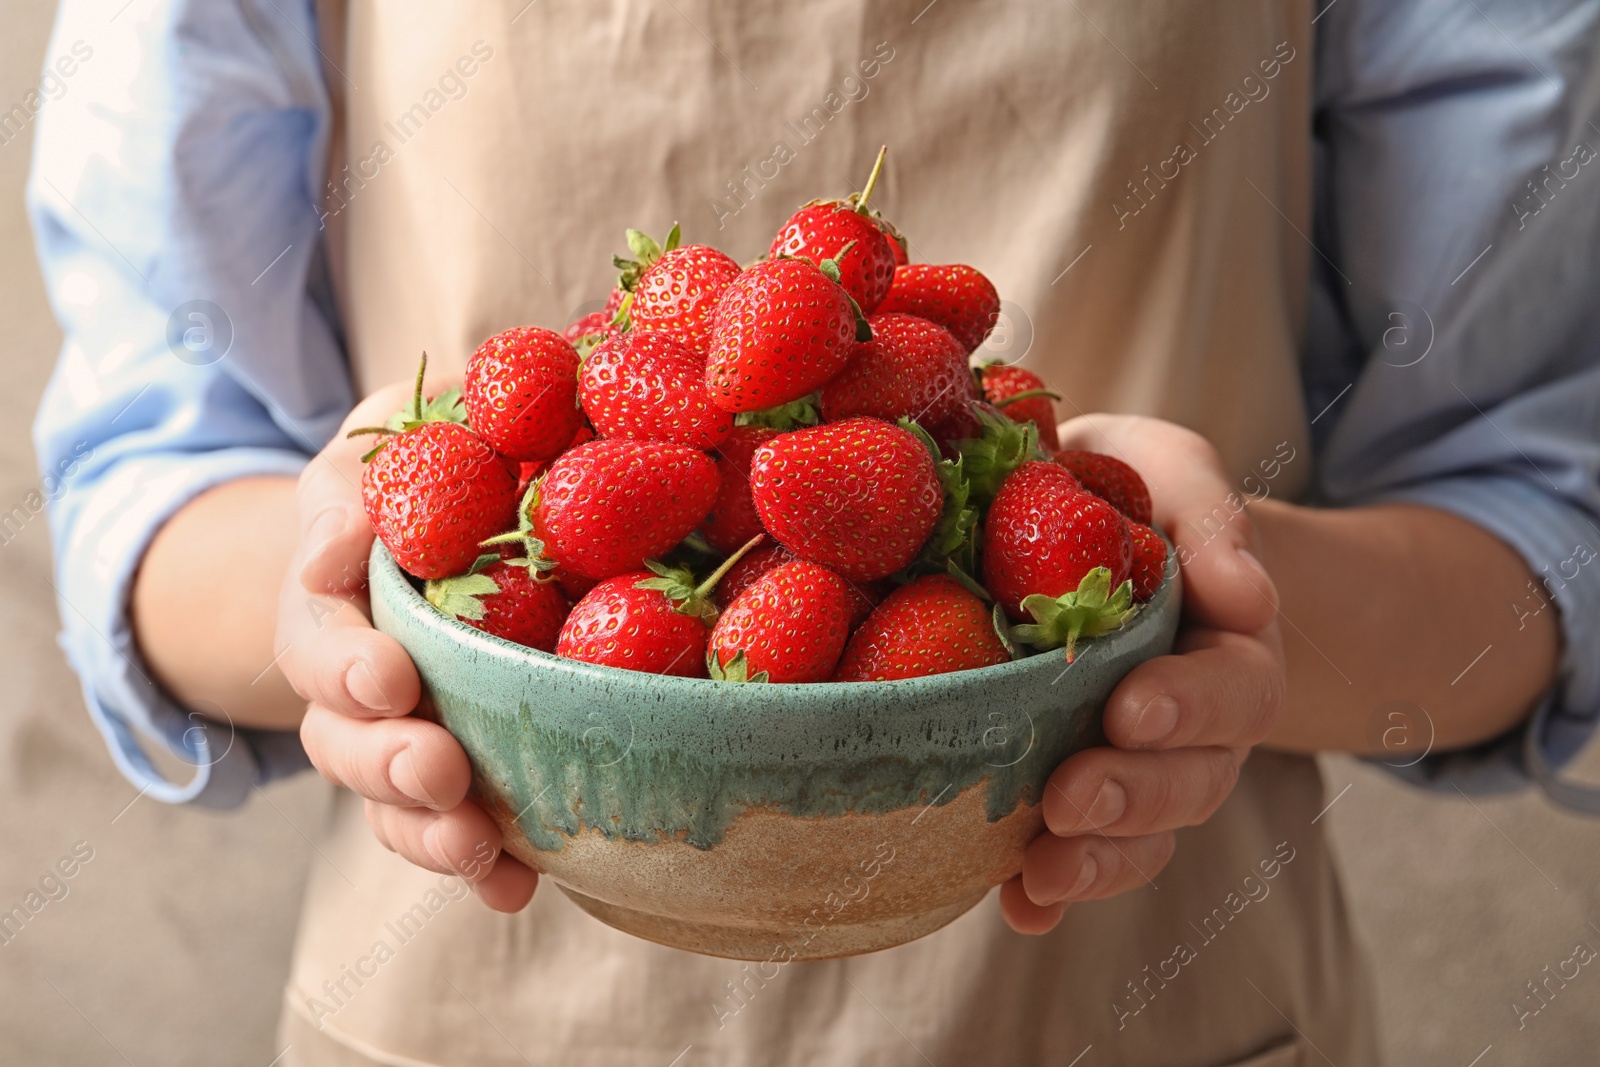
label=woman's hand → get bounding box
[1001,415,1286,934]
[276,381,538,912]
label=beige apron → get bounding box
[283,3,1374,1063]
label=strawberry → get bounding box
[769,147,897,314]
[927,398,1004,461]
[464,326,585,462]
[716,540,882,627]
[700,425,777,553]
[708,560,853,683]
[749,417,942,582]
[515,427,594,496]
[718,540,796,605]
[358,419,518,581]
[1127,520,1168,602]
[820,312,976,428]
[1053,449,1153,525]
[556,536,761,676]
[980,364,1060,452]
[832,574,1009,681]
[425,556,569,651]
[562,311,618,358]
[631,244,742,356]
[505,438,720,580]
[889,237,908,266]
[579,330,733,450]
[705,256,860,413]
[554,567,599,602]
[877,264,1001,353]
[983,461,1134,660]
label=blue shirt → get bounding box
[27,0,1600,809]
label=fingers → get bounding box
[278,594,421,718]
[1000,875,1065,935]
[1040,746,1244,838]
[1021,830,1176,907]
[297,376,451,596]
[1054,413,1279,635]
[363,799,539,913]
[472,855,540,913]
[301,704,471,810]
[1101,629,1284,751]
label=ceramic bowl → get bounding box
[369,541,1181,960]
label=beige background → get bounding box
[2,3,1598,1064]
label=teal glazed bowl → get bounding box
[369,542,1182,960]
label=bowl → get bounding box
[369,541,1181,960]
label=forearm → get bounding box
[131,475,305,730]
[1254,498,1559,754]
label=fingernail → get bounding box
[345,660,392,713]
[390,746,437,807]
[1127,694,1179,747]
[1084,780,1126,828]
[1064,855,1099,900]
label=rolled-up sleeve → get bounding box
[27,0,352,807]
[1306,0,1600,803]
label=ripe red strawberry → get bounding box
[1127,521,1168,601]
[716,541,881,627]
[749,417,942,582]
[562,310,617,353]
[769,147,898,314]
[820,312,976,428]
[980,364,1060,452]
[556,538,761,677]
[770,205,896,315]
[718,541,796,605]
[631,244,742,356]
[700,425,777,553]
[515,427,595,496]
[927,398,1004,461]
[517,438,719,580]
[705,257,858,413]
[359,420,518,580]
[983,461,1134,659]
[554,567,599,602]
[878,264,1001,353]
[580,331,733,450]
[425,558,569,651]
[464,326,584,462]
[889,234,908,266]
[832,574,1009,681]
[1053,449,1153,525]
[708,561,853,683]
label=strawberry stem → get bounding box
[693,534,764,602]
[856,145,888,214]
[411,351,428,422]
[992,387,1063,407]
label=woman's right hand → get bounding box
[276,381,539,911]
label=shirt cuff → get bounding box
[1360,475,1600,807]
[53,447,312,809]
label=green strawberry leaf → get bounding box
[384,386,467,432]
[625,228,662,264]
[707,649,770,684]
[735,394,821,431]
[955,402,1044,505]
[424,571,501,622]
[1010,568,1138,663]
[899,418,980,570]
[662,222,681,253]
[992,602,1026,661]
[639,534,764,623]
[945,558,992,601]
[479,477,557,571]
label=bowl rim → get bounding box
[370,538,1180,697]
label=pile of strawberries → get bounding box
[357,149,1167,684]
